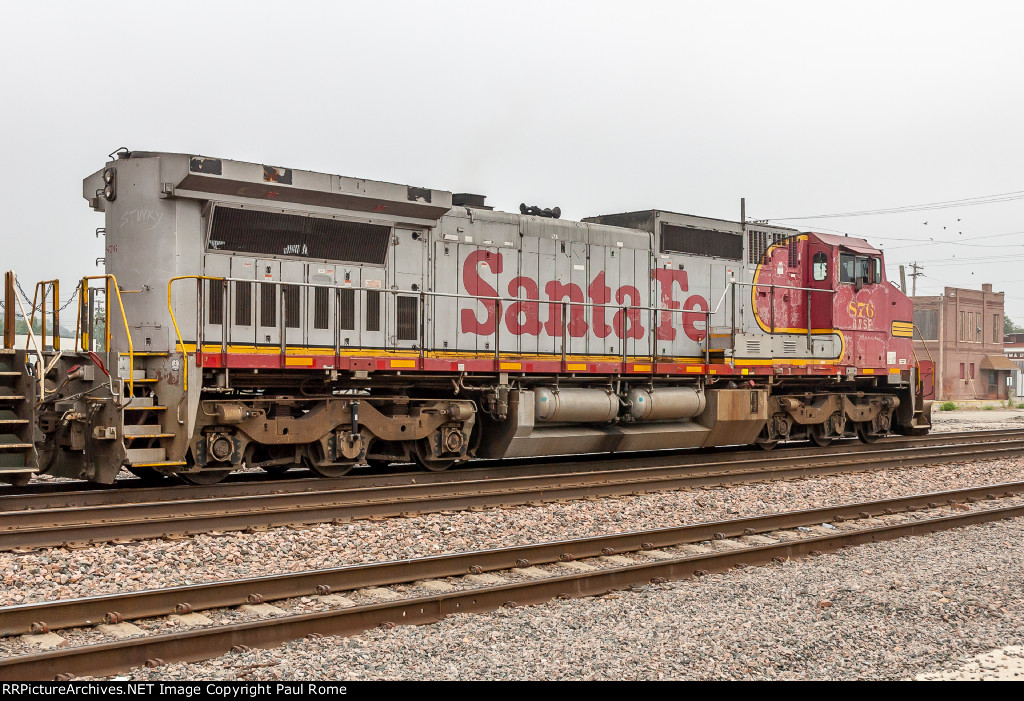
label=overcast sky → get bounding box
[2,1,1022,322]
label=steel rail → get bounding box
[3,490,1024,680]
[2,480,1022,638]
[2,439,1024,551]
[4,429,1020,509]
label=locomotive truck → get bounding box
[0,150,931,486]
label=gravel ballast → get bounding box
[6,410,1024,679]
[91,514,1024,680]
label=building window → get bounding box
[994,315,1000,343]
[960,363,965,380]
[959,311,966,341]
[976,314,983,343]
[970,363,975,379]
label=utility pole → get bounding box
[908,262,923,297]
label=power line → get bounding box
[765,188,1024,221]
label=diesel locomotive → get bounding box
[0,150,931,486]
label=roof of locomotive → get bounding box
[808,231,881,255]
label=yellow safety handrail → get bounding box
[29,279,60,352]
[168,275,225,392]
[75,274,135,397]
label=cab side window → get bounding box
[813,252,828,281]
[873,257,882,283]
[839,253,856,283]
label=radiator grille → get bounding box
[661,223,742,260]
[340,289,355,330]
[396,296,418,341]
[234,282,252,326]
[747,230,790,265]
[313,287,330,330]
[284,285,301,329]
[209,207,391,265]
[260,283,276,328]
[208,280,224,325]
[366,290,381,332]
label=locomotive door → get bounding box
[537,237,559,357]
[389,229,425,350]
[280,259,305,349]
[229,257,256,348]
[431,238,458,353]
[337,266,360,350]
[805,243,834,332]
[362,266,386,350]
[202,253,231,348]
[306,263,337,349]
[457,243,501,354]
[256,260,281,348]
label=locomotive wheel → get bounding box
[413,439,456,472]
[755,428,779,451]
[809,423,833,447]
[303,444,353,478]
[856,421,881,444]
[178,469,231,485]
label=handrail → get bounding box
[167,275,727,377]
[168,275,225,392]
[74,275,135,397]
[9,274,46,400]
[29,279,60,352]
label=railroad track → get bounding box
[7,429,1023,504]
[3,430,1024,551]
[3,481,1024,680]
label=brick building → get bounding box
[911,284,1016,400]
[1005,332,1024,399]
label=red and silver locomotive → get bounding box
[0,151,930,485]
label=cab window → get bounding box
[840,253,856,283]
[873,257,882,283]
[812,252,828,281]
[840,253,874,285]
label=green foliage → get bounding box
[982,404,995,411]
[939,401,958,411]
[1006,316,1024,335]
[0,315,76,338]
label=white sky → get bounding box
[2,1,1022,322]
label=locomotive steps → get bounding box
[1,429,1023,551]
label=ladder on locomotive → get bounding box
[0,349,38,486]
[120,351,187,471]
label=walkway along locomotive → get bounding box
[0,151,932,485]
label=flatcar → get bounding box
[0,150,931,486]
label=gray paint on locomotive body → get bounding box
[84,150,813,368]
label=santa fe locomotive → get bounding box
[0,150,932,486]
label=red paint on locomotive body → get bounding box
[460,248,710,343]
[751,233,915,371]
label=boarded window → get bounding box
[208,279,224,325]
[340,289,355,330]
[234,282,252,326]
[284,285,301,329]
[913,309,937,340]
[396,296,418,341]
[209,207,392,265]
[313,287,330,330]
[366,290,381,332]
[661,223,742,260]
[260,283,276,327]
